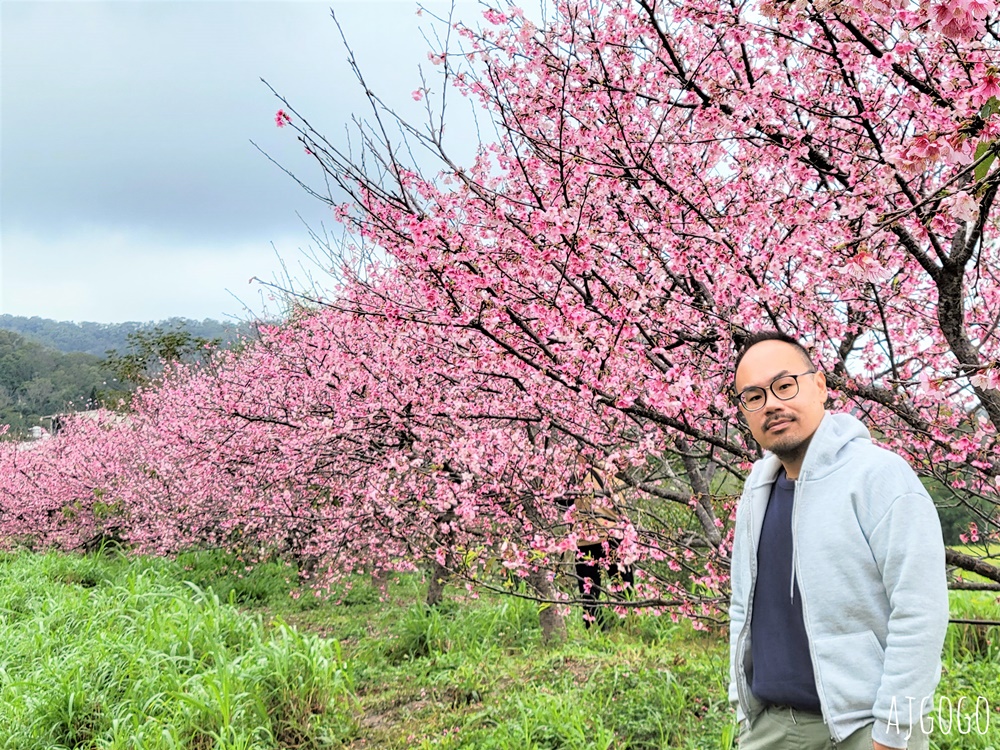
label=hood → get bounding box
[749,412,872,487]
[800,412,871,480]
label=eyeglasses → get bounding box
[736,371,817,412]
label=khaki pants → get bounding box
[739,705,931,750]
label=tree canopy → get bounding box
[1,0,998,630]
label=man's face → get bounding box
[734,340,828,459]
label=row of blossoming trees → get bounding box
[2,0,1000,635]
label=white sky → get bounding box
[0,0,484,323]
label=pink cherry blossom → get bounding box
[2,0,999,621]
[948,191,981,224]
[274,109,292,128]
[972,71,1000,106]
[929,0,996,42]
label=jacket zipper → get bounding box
[791,472,834,731]
[735,498,757,721]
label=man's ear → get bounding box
[814,370,828,400]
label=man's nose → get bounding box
[762,393,781,413]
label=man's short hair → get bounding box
[733,331,815,381]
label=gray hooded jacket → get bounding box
[728,412,949,747]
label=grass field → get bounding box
[0,551,996,749]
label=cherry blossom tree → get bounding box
[270,0,1000,587]
[0,413,137,552]
[3,0,1000,639]
[125,300,715,636]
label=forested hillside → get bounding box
[0,317,262,437]
[0,315,251,356]
[0,330,105,436]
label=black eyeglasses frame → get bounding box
[736,370,817,412]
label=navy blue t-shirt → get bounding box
[750,470,822,712]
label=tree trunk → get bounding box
[945,548,1000,583]
[528,567,566,644]
[426,560,450,607]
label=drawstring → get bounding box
[789,472,804,600]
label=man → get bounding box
[728,331,949,750]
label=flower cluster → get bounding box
[2,0,999,616]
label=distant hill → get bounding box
[0,316,264,439]
[0,315,255,357]
[0,329,106,437]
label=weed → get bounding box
[0,551,360,749]
[2,552,997,749]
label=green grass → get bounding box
[951,543,1000,555]
[0,551,356,749]
[0,551,997,749]
[937,590,1000,750]
[278,572,737,750]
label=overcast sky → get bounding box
[1,0,483,324]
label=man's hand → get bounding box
[873,742,896,750]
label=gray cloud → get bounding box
[5,1,352,240]
[1,0,481,322]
